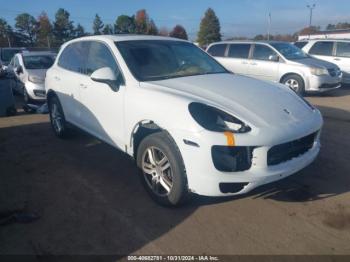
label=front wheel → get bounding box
[48,96,70,138]
[137,131,189,206]
[282,74,305,95]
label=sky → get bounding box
[1,0,350,40]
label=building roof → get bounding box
[299,29,350,36]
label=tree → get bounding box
[169,25,188,40]
[197,8,221,47]
[135,9,149,34]
[147,19,158,35]
[93,14,104,35]
[299,26,320,36]
[115,15,135,34]
[326,24,336,30]
[53,8,74,47]
[74,23,87,38]
[15,13,38,46]
[0,18,12,47]
[102,24,113,34]
[36,12,52,47]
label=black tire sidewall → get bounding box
[48,96,69,138]
[136,131,189,206]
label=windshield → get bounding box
[116,40,227,81]
[270,42,309,60]
[1,49,22,64]
[23,55,55,69]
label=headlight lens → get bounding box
[28,75,44,83]
[310,67,328,76]
[188,102,251,133]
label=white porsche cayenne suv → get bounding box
[45,35,323,206]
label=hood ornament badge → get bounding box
[284,109,291,115]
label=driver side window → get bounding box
[252,45,277,61]
[86,41,121,78]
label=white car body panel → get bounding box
[46,35,323,197]
[301,39,350,83]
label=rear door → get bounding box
[222,43,252,75]
[334,41,350,81]
[55,41,89,125]
[249,44,280,82]
[308,41,335,64]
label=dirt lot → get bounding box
[1,88,350,257]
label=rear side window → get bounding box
[336,42,350,58]
[58,42,89,73]
[309,41,334,56]
[228,44,251,59]
[252,45,276,61]
[86,41,120,76]
[294,42,308,49]
[207,44,227,57]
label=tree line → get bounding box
[0,7,223,48]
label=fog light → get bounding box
[33,90,46,97]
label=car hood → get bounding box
[290,57,337,69]
[146,73,315,128]
[27,69,47,79]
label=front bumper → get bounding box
[170,112,323,197]
[306,73,342,92]
[25,81,46,101]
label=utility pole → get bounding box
[307,4,316,39]
[267,12,271,40]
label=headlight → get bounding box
[28,75,44,83]
[310,67,328,76]
[188,102,251,133]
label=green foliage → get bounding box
[115,15,135,34]
[0,18,12,47]
[170,25,188,40]
[102,24,114,34]
[197,8,221,47]
[147,19,158,35]
[93,14,104,35]
[36,12,53,47]
[53,8,74,47]
[74,23,87,37]
[15,13,38,46]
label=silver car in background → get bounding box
[8,51,56,103]
[207,41,342,94]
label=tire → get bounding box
[23,88,32,104]
[282,74,305,95]
[48,95,70,138]
[136,131,189,206]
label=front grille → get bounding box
[267,132,317,166]
[319,83,340,89]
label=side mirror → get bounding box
[268,54,279,62]
[16,65,23,74]
[90,67,123,92]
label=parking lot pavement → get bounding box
[0,88,350,256]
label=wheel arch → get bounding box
[279,72,305,86]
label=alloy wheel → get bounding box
[285,79,299,91]
[50,102,63,133]
[142,146,173,196]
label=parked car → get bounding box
[0,47,26,69]
[45,35,323,206]
[8,51,56,103]
[297,39,350,84]
[207,41,342,94]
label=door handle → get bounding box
[241,61,248,64]
[334,58,341,61]
[250,62,257,65]
[80,83,87,89]
[54,76,60,81]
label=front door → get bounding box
[79,41,125,149]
